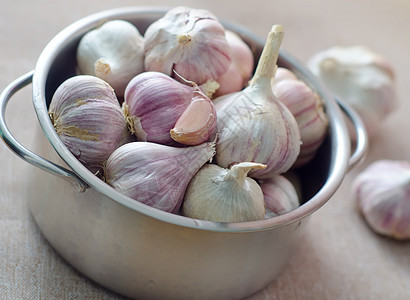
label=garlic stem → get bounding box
[249,25,284,86]
[224,162,267,181]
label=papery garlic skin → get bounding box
[105,141,216,213]
[123,71,195,145]
[49,75,127,173]
[182,162,266,222]
[353,160,410,240]
[77,20,145,97]
[215,30,254,96]
[144,6,231,85]
[307,46,396,139]
[260,175,300,218]
[214,25,301,179]
[272,68,329,167]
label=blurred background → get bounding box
[1,0,409,299]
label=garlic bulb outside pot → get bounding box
[182,162,267,222]
[260,175,300,218]
[77,20,145,97]
[144,6,231,85]
[307,46,396,139]
[123,71,195,145]
[105,141,216,213]
[353,160,410,240]
[214,25,301,179]
[49,75,127,173]
[215,30,255,97]
[272,68,329,167]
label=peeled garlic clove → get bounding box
[49,75,127,173]
[272,68,329,167]
[123,71,195,145]
[214,25,301,179]
[77,20,145,97]
[215,30,254,96]
[144,6,231,85]
[353,160,410,240]
[105,141,216,213]
[170,89,217,145]
[182,162,266,222]
[307,46,396,139]
[259,175,300,218]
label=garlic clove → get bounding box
[105,141,216,213]
[353,160,410,240]
[214,25,301,178]
[274,66,298,83]
[170,88,217,145]
[272,68,329,167]
[215,30,254,97]
[77,20,145,97]
[123,71,195,145]
[307,46,396,139]
[144,6,231,85]
[259,175,300,218]
[182,162,267,222]
[49,75,127,173]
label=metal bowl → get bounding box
[0,7,367,299]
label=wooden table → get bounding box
[1,0,409,299]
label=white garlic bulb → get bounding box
[49,75,128,173]
[307,46,396,139]
[77,20,145,97]
[214,25,301,179]
[182,162,267,222]
[215,30,254,96]
[353,160,410,240]
[144,6,231,85]
[259,175,300,218]
[272,67,329,167]
[105,141,216,213]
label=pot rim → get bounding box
[31,6,350,232]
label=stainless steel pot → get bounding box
[0,7,368,300]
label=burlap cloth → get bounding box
[1,0,409,299]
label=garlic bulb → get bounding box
[259,175,300,218]
[144,6,231,85]
[49,75,127,173]
[123,71,192,145]
[214,25,301,179]
[215,30,254,96]
[272,67,329,167]
[353,160,410,240]
[182,162,266,222]
[105,141,216,213]
[307,46,396,139]
[77,20,145,97]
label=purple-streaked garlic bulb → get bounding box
[307,46,396,139]
[49,75,128,173]
[213,25,301,179]
[105,141,216,213]
[76,20,145,97]
[144,6,231,85]
[353,159,410,240]
[123,71,216,146]
[182,162,267,222]
[272,67,329,167]
[215,30,254,96]
[260,175,300,218]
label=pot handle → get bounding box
[335,97,369,171]
[0,71,88,191]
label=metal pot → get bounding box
[0,7,368,300]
